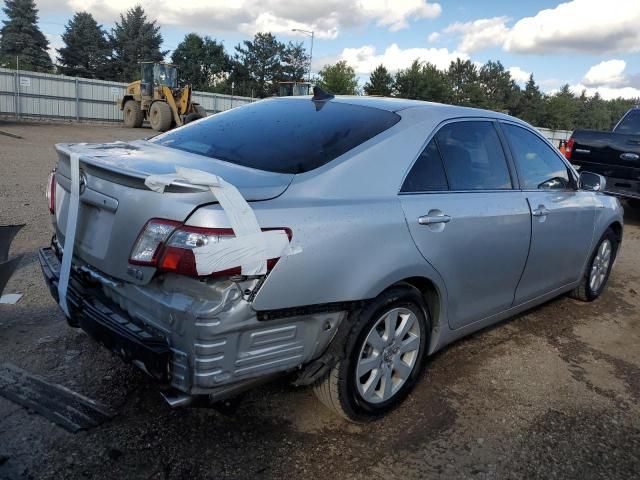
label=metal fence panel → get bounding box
[0,67,256,122]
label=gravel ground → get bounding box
[0,120,639,480]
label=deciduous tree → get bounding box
[171,33,229,90]
[316,60,359,95]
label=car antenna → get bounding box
[312,86,334,102]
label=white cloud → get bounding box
[583,59,627,87]
[504,0,640,54]
[60,0,441,39]
[359,0,441,31]
[508,66,530,83]
[443,16,509,53]
[569,84,640,100]
[334,43,468,75]
[427,32,440,43]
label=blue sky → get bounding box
[6,0,640,98]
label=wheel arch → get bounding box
[385,275,447,354]
[119,95,135,110]
[609,220,623,245]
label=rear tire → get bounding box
[314,285,430,422]
[149,101,173,132]
[184,112,203,124]
[123,100,143,128]
[569,228,617,302]
[194,104,207,117]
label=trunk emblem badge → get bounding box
[79,170,88,195]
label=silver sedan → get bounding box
[39,93,623,421]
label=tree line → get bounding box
[1,0,637,131]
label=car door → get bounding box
[500,122,597,304]
[399,120,531,330]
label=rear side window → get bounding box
[502,123,571,190]
[615,109,640,134]
[150,99,400,174]
[435,121,512,191]
[401,139,449,192]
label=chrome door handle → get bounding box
[418,214,451,225]
[532,205,550,217]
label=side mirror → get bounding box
[579,171,606,192]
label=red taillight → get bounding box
[46,171,56,214]
[564,137,574,160]
[130,220,291,278]
[129,218,181,265]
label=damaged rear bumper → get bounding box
[38,245,345,401]
[39,246,171,380]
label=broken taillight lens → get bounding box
[130,220,291,278]
[45,171,56,214]
[159,226,236,277]
[129,218,181,265]
[564,137,574,160]
[158,226,292,277]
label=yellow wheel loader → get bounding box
[118,62,207,132]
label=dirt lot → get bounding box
[0,120,639,480]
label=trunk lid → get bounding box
[53,140,294,285]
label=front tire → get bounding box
[570,229,618,301]
[314,285,430,422]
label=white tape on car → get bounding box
[57,151,80,317]
[145,166,299,276]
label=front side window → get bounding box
[435,121,512,191]
[401,138,449,192]
[502,123,571,190]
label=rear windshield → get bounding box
[150,99,400,173]
[615,109,640,134]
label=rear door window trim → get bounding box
[399,117,518,195]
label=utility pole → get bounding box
[291,29,314,83]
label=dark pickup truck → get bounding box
[566,107,640,202]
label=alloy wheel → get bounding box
[355,307,421,404]
[589,238,612,293]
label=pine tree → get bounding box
[281,41,309,82]
[514,74,544,125]
[109,6,166,81]
[0,0,52,72]
[447,59,484,107]
[57,12,110,78]
[364,64,394,96]
[479,60,520,113]
[543,84,578,130]
[233,33,286,97]
[394,60,424,99]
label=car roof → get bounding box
[272,95,516,121]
